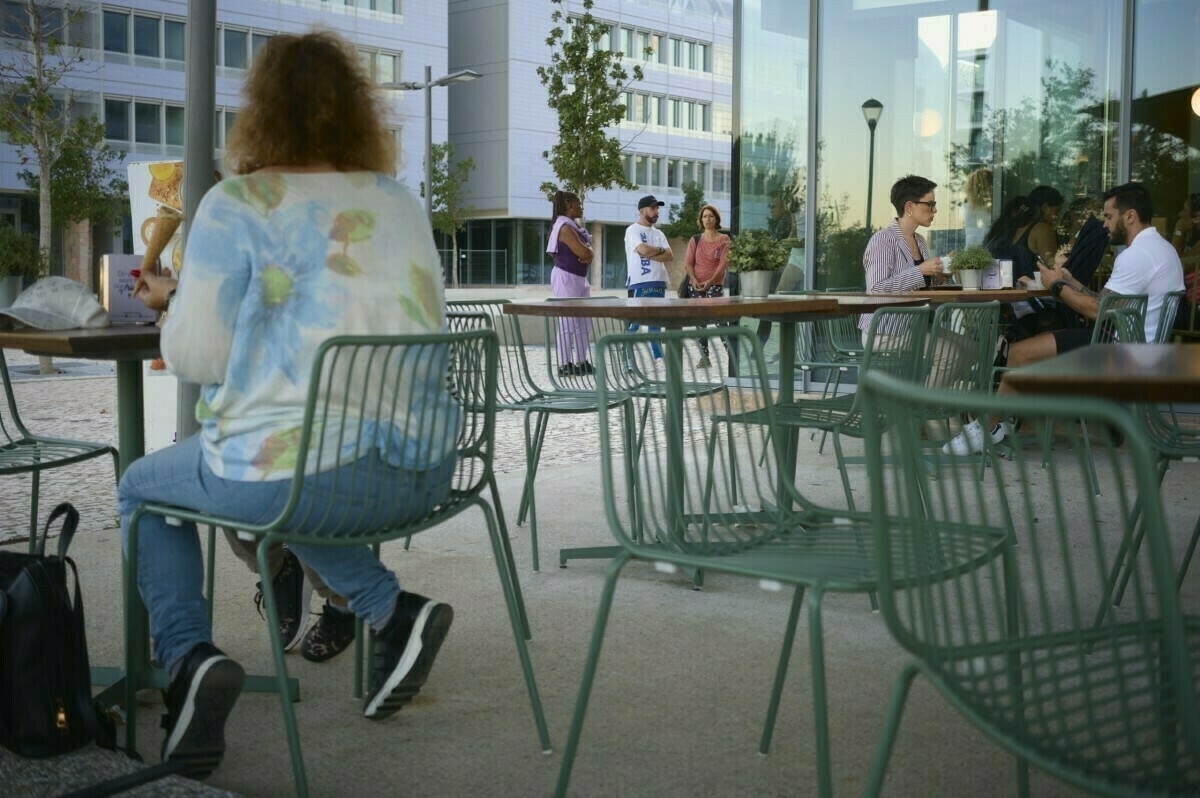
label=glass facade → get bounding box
[736,0,1200,290]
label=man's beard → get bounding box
[1108,218,1127,246]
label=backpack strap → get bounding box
[37,503,80,561]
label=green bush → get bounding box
[0,221,42,280]
[952,244,994,271]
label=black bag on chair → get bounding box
[0,503,104,757]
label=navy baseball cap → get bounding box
[637,195,666,210]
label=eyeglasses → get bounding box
[912,200,938,211]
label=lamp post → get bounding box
[383,66,481,227]
[861,98,883,229]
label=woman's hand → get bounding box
[919,257,945,277]
[134,270,177,311]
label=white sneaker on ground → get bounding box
[652,358,665,372]
[942,419,987,455]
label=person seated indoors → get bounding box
[944,181,1184,455]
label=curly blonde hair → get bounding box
[965,167,992,209]
[224,30,396,175]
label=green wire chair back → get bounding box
[445,299,559,406]
[1156,290,1186,343]
[593,326,803,557]
[860,371,1200,796]
[1092,293,1147,343]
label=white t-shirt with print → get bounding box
[624,223,669,288]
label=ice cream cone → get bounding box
[141,206,183,273]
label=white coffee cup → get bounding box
[999,260,1013,288]
[941,255,952,273]
[1028,273,1043,290]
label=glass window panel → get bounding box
[134,102,160,144]
[252,33,271,61]
[638,31,651,59]
[104,99,130,140]
[103,10,128,53]
[681,160,693,183]
[623,27,634,58]
[697,162,708,190]
[671,38,683,67]
[636,155,648,186]
[671,98,682,127]
[699,43,710,72]
[687,41,698,70]
[165,105,184,146]
[224,111,238,144]
[222,28,248,69]
[164,20,185,61]
[133,15,159,58]
[686,101,697,130]
[652,33,665,63]
[668,158,679,188]
[623,91,634,121]
[645,95,659,124]
[377,53,397,84]
[1131,0,1200,238]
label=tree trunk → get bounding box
[37,158,54,375]
[451,236,460,289]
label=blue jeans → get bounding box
[118,435,454,671]
[627,284,665,359]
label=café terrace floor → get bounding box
[1,344,1198,798]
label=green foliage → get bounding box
[0,1,94,275]
[658,181,707,238]
[423,142,475,238]
[0,220,43,280]
[537,0,643,200]
[727,228,788,273]
[952,244,993,271]
[19,116,127,228]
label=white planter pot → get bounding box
[956,270,982,290]
[739,270,776,299]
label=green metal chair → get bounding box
[125,330,550,796]
[1090,307,1200,615]
[554,325,1001,798]
[859,371,1200,798]
[714,305,931,511]
[446,298,634,571]
[0,350,118,553]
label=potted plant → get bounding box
[951,243,993,290]
[728,228,788,298]
[0,222,42,307]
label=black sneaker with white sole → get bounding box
[254,547,310,652]
[300,601,356,663]
[161,642,245,779]
[362,591,453,720]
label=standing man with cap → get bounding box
[624,195,673,369]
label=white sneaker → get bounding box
[991,419,1014,444]
[942,420,987,455]
[653,358,665,373]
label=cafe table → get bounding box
[503,295,926,566]
[883,286,1052,303]
[0,325,292,730]
[1005,342,1200,403]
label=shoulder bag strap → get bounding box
[46,503,80,561]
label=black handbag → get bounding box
[0,503,104,758]
[678,234,701,298]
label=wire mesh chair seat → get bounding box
[125,330,550,796]
[446,298,634,571]
[711,305,931,511]
[554,326,1006,798]
[860,371,1200,798]
[0,351,118,552]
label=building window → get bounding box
[667,158,679,189]
[358,48,401,84]
[671,98,682,128]
[133,15,158,57]
[635,155,648,186]
[698,43,710,72]
[696,162,707,191]
[252,33,271,61]
[165,105,184,146]
[623,91,634,122]
[104,98,130,141]
[671,38,683,68]
[134,102,160,144]
[102,10,128,53]
[164,20,185,62]
[622,27,635,58]
[222,27,249,70]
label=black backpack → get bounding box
[0,504,105,757]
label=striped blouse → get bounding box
[859,219,928,331]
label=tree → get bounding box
[19,116,127,231]
[536,0,643,200]
[0,0,92,276]
[658,180,707,239]
[422,142,475,288]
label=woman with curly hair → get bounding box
[123,30,457,777]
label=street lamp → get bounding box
[861,98,883,229]
[382,66,481,226]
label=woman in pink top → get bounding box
[682,204,730,368]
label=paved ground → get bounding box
[1,345,1196,797]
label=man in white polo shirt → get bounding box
[624,195,674,367]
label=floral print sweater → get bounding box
[162,170,456,481]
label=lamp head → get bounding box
[862,98,884,130]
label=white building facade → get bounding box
[447,0,733,287]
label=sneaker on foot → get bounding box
[254,547,309,652]
[696,355,712,369]
[557,362,575,377]
[161,642,244,779]
[942,419,987,455]
[990,419,1014,444]
[576,360,595,375]
[652,358,666,373]
[301,601,356,663]
[363,591,454,720]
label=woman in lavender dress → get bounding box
[546,190,595,375]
